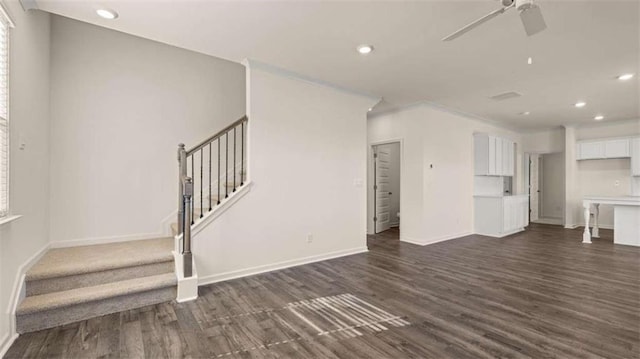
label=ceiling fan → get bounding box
[442,0,547,41]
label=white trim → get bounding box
[186,181,253,239]
[0,214,21,226]
[422,101,521,133]
[367,100,426,119]
[400,231,473,246]
[198,246,368,286]
[570,117,640,130]
[0,333,17,358]
[50,231,167,248]
[173,251,198,303]
[0,3,15,28]
[242,59,380,102]
[474,228,525,238]
[564,223,579,229]
[48,180,252,249]
[160,160,246,236]
[369,101,521,133]
[3,242,50,355]
[576,223,614,230]
[368,138,404,235]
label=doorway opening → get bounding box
[370,142,401,237]
[526,152,564,226]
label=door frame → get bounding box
[368,139,403,235]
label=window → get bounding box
[0,6,12,218]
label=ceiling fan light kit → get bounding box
[442,0,547,41]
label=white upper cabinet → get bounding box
[632,137,640,176]
[577,138,630,160]
[474,133,515,176]
[605,139,630,158]
[577,141,604,160]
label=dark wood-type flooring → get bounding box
[5,224,640,358]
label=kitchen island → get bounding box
[583,196,640,246]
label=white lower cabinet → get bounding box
[474,195,529,237]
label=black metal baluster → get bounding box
[225,131,229,198]
[241,121,244,185]
[200,149,203,218]
[233,127,237,192]
[217,138,221,205]
[208,143,212,211]
[191,155,194,224]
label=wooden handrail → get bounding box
[186,116,248,156]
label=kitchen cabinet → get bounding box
[605,139,630,158]
[631,137,640,176]
[474,195,529,237]
[576,138,630,160]
[474,134,515,176]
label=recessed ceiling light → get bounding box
[96,9,118,20]
[520,111,530,115]
[527,57,533,65]
[617,73,634,81]
[357,45,374,55]
[574,102,586,108]
[594,115,604,121]
[368,108,372,112]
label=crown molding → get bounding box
[242,58,380,103]
[368,100,522,133]
[569,117,640,130]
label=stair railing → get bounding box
[176,116,248,278]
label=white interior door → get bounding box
[375,147,391,233]
[530,154,540,222]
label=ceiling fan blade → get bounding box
[519,5,547,36]
[442,6,510,41]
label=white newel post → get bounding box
[582,201,591,243]
[592,204,600,238]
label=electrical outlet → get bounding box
[307,234,313,243]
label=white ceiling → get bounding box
[34,0,639,131]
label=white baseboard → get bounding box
[50,232,166,248]
[576,223,614,230]
[0,333,18,358]
[400,231,473,246]
[2,242,50,356]
[475,228,524,238]
[564,223,578,229]
[198,246,368,286]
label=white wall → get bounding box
[540,152,564,219]
[48,16,246,244]
[522,128,565,154]
[367,105,523,244]
[576,120,639,140]
[0,2,50,352]
[191,61,376,283]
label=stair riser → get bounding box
[26,261,174,296]
[17,287,176,334]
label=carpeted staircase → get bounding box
[16,237,176,333]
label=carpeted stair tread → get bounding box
[26,237,174,281]
[17,272,176,315]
